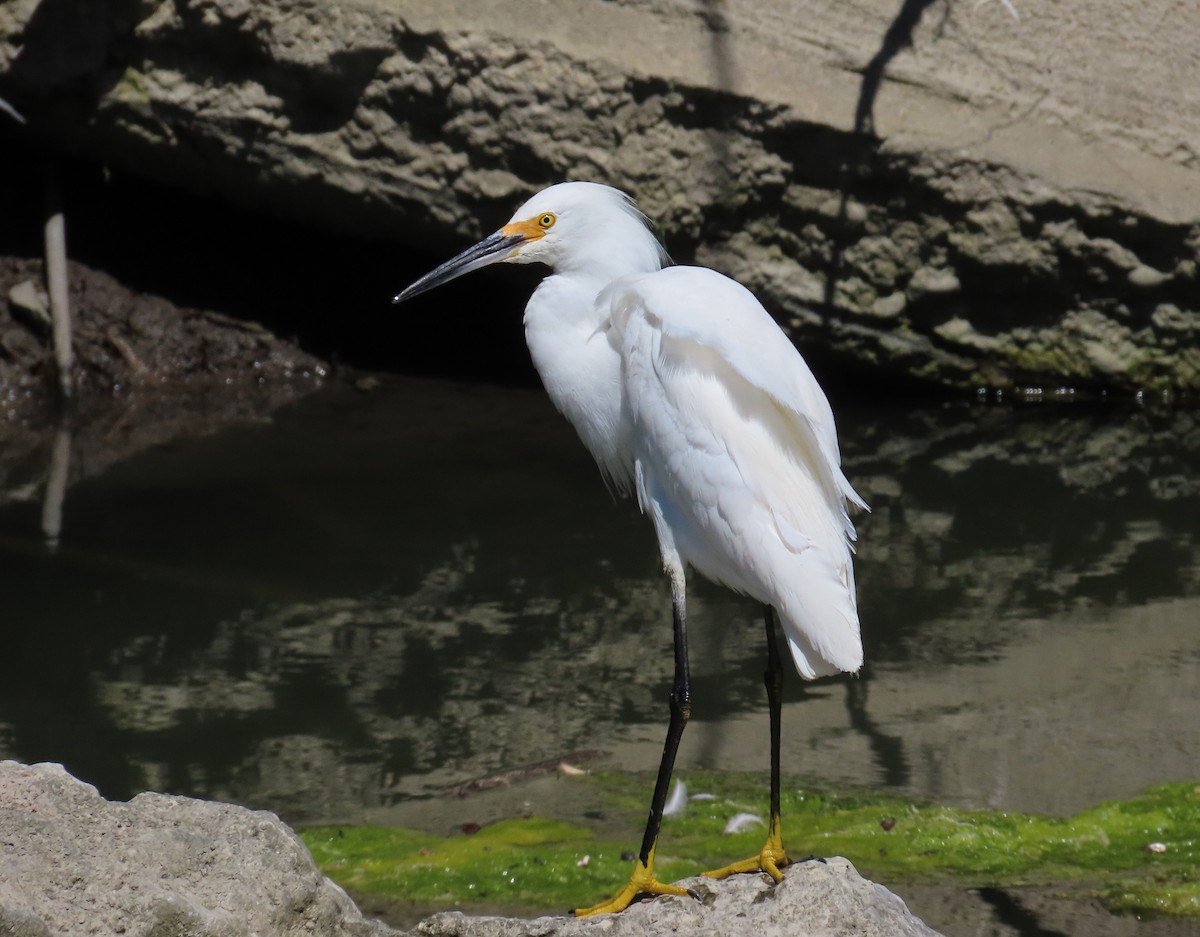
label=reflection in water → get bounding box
[0,379,1196,831]
[40,422,71,550]
[839,401,1200,815]
[843,677,909,788]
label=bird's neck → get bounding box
[555,230,665,289]
[521,270,634,493]
[517,228,665,493]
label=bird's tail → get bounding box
[774,546,863,679]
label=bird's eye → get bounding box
[537,212,556,229]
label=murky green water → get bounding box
[1,379,1198,914]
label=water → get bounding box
[1,377,1198,932]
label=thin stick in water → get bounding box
[43,165,73,400]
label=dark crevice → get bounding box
[1,0,145,109]
[0,133,539,387]
[159,5,393,135]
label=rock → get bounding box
[0,761,943,937]
[906,266,962,299]
[0,761,396,937]
[0,254,329,410]
[6,279,50,331]
[1127,264,1172,288]
[417,862,943,937]
[1,0,1197,391]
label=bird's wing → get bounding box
[607,266,865,677]
[607,266,867,521]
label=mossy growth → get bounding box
[112,67,153,106]
[299,773,1200,919]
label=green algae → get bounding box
[112,67,154,107]
[1101,870,1200,918]
[300,774,1200,919]
[301,818,606,913]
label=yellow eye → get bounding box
[536,212,556,229]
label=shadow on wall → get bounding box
[2,0,145,109]
[699,0,738,202]
[693,0,948,338]
[826,0,947,314]
[853,0,947,136]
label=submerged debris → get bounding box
[663,780,688,818]
[722,812,766,835]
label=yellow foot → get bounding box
[573,852,692,917]
[702,823,790,883]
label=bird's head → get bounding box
[393,182,666,304]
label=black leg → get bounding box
[764,605,784,834]
[702,604,790,881]
[573,575,694,916]
[638,589,692,864]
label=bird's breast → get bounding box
[523,281,633,491]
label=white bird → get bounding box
[394,182,866,916]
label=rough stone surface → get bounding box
[417,863,944,937]
[0,761,944,937]
[0,760,395,937]
[1,0,1199,391]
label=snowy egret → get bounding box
[394,182,866,916]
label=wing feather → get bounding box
[610,267,866,513]
[607,266,866,678]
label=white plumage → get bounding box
[394,180,867,915]
[609,265,865,677]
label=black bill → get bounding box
[392,229,526,304]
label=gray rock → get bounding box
[417,862,943,937]
[0,761,943,937]
[0,761,395,937]
[6,280,50,331]
[1,0,1198,391]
